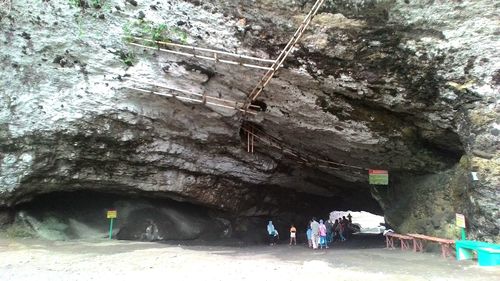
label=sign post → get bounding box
[456,213,466,240]
[107,209,117,240]
[369,170,389,185]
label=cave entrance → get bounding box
[253,184,386,248]
[9,190,232,242]
[330,210,386,235]
[327,208,386,249]
[4,188,386,248]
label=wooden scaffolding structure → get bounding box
[124,1,368,171]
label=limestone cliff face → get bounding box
[0,0,498,241]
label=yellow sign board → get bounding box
[456,213,465,228]
[107,210,117,219]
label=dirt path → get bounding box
[0,237,499,281]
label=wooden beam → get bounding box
[132,37,275,63]
[124,77,260,110]
[123,86,256,114]
[128,42,274,71]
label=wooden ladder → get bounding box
[242,0,326,113]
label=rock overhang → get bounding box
[0,0,498,241]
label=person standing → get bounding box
[310,217,320,249]
[306,223,312,248]
[342,216,350,240]
[332,219,339,243]
[289,224,297,246]
[267,221,276,245]
[319,219,328,249]
[326,219,333,245]
[338,218,346,242]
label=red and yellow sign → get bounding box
[107,210,117,219]
[369,170,389,185]
[456,213,465,228]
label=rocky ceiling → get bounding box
[0,0,498,241]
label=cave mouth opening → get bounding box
[330,210,386,234]
[4,188,386,247]
[9,190,235,243]
[252,207,386,248]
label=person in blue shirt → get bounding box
[267,221,276,245]
[306,221,312,248]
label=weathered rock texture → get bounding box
[0,0,498,241]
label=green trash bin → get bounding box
[456,240,500,266]
[477,247,500,266]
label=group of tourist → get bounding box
[305,216,352,249]
[267,214,354,248]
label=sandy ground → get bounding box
[0,236,499,281]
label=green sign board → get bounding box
[369,170,389,185]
